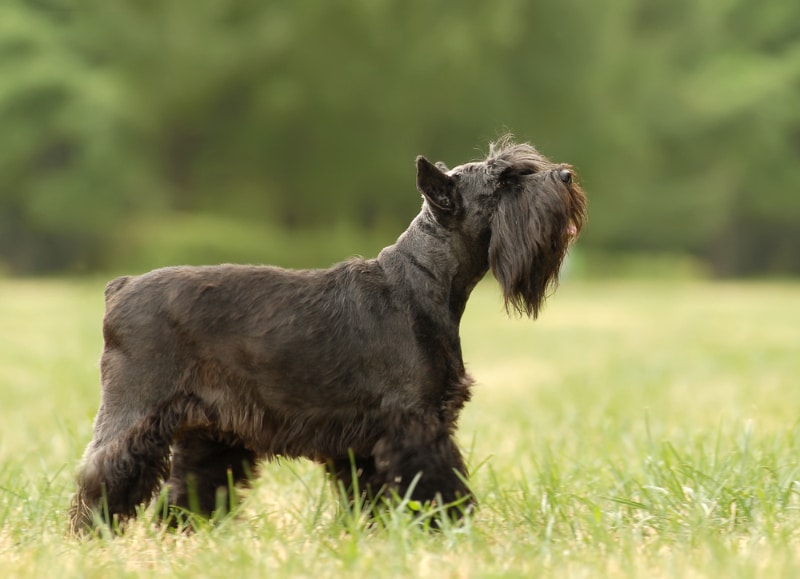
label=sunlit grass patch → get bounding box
[0,278,799,577]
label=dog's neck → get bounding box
[377,209,490,323]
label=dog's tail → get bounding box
[104,276,131,300]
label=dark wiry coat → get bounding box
[69,136,586,533]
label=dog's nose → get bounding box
[558,169,572,185]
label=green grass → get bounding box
[1,278,799,577]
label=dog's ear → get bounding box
[416,156,456,214]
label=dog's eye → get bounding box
[500,166,536,180]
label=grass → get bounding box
[1,277,799,577]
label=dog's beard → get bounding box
[488,176,586,318]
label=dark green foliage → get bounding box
[1,0,799,274]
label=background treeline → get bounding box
[1,0,799,276]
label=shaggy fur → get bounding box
[68,136,586,534]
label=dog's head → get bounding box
[416,135,586,318]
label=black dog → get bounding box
[68,136,586,533]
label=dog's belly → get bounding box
[185,379,387,460]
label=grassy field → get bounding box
[1,277,799,577]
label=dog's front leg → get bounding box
[372,413,474,522]
[325,454,381,510]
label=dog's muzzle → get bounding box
[567,222,578,238]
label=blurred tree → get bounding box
[577,0,800,275]
[0,2,159,271]
[0,0,798,275]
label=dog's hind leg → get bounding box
[372,414,474,521]
[165,429,258,520]
[68,398,182,535]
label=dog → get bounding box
[68,135,586,533]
